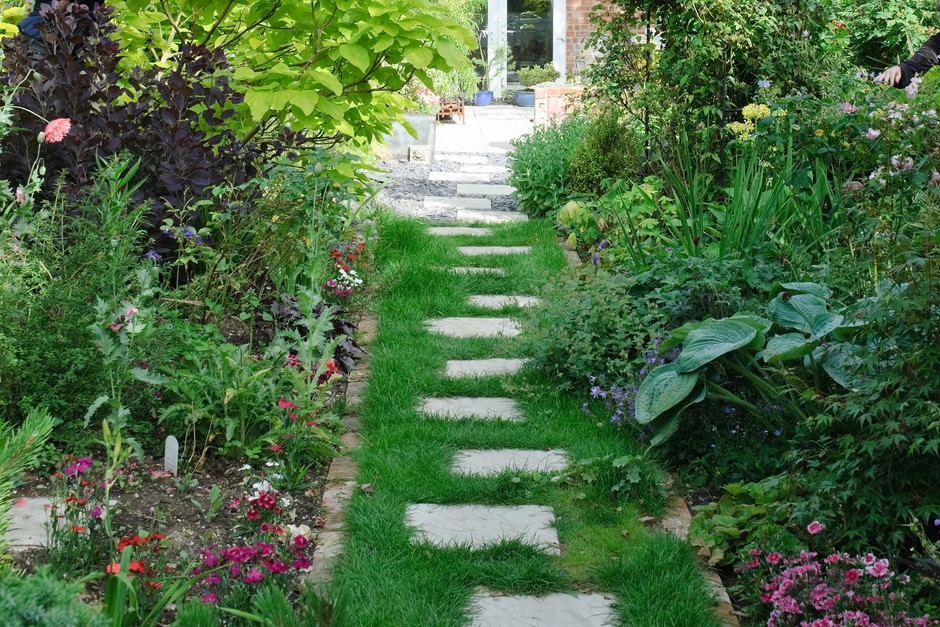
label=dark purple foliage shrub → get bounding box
[0,1,283,237]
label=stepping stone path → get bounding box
[469,295,542,309]
[453,449,567,476]
[458,246,531,256]
[419,397,523,421]
[425,317,521,338]
[445,358,528,379]
[7,497,51,552]
[400,146,614,624]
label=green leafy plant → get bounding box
[566,111,643,197]
[0,566,107,627]
[508,115,588,217]
[561,453,667,510]
[518,63,559,89]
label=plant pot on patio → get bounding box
[473,90,494,106]
[513,90,535,107]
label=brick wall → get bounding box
[566,0,612,77]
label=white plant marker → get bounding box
[164,435,179,476]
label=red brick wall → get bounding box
[566,0,613,76]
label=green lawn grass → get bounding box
[330,215,722,626]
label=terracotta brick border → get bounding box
[306,314,377,583]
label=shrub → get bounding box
[518,63,559,88]
[522,270,663,390]
[0,566,107,626]
[566,112,643,197]
[508,115,587,217]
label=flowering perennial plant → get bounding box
[737,543,936,626]
[323,242,366,299]
[47,455,109,572]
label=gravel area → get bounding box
[374,151,518,221]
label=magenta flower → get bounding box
[807,520,825,535]
[243,568,265,584]
[865,128,881,139]
[201,592,217,605]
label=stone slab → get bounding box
[409,145,431,162]
[457,184,516,196]
[428,227,493,237]
[451,267,506,276]
[419,397,522,422]
[429,172,491,183]
[405,504,559,554]
[469,295,542,309]
[425,317,521,338]
[453,449,567,476]
[455,210,528,224]
[468,591,616,627]
[459,246,530,256]
[462,165,506,174]
[445,358,527,378]
[7,497,50,551]
[437,154,489,164]
[425,196,492,211]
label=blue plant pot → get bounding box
[473,91,494,106]
[513,90,535,107]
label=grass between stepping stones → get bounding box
[330,215,722,626]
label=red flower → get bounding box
[145,581,162,589]
[246,509,261,520]
[128,561,146,573]
[43,118,71,143]
[845,569,861,583]
[288,413,298,421]
[72,525,86,533]
[293,535,309,548]
[106,563,121,574]
[270,444,283,453]
[277,398,299,410]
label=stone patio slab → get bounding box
[450,267,506,276]
[419,397,522,422]
[429,172,490,183]
[458,246,530,256]
[428,227,493,237]
[468,591,616,627]
[425,196,492,211]
[453,449,567,476]
[425,317,521,338]
[405,504,559,554]
[455,209,528,224]
[462,165,506,174]
[437,154,489,164]
[445,358,528,378]
[469,295,542,309]
[6,497,50,551]
[457,184,516,196]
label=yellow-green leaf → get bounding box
[310,69,343,96]
[339,43,371,72]
[404,46,433,69]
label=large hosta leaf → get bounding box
[821,343,866,390]
[635,364,700,425]
[768,293,843,339]
[770,281,832,299]
[672,319,758,373]
[761,333,817,363]
[649,383,707,446]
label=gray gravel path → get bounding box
[375,151,518,221]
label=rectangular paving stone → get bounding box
[428,227,493,237]
[457,184,516,196]
[459,246,530,256]
[419,397,522,422]
[450,267,506,276]
[469,295,542,309]
[425,196,492,210]
[405,504,560,554]
[455,209,528,224]
[462,165,506,174]
[437,154,489,164]
[445,358,528,378]
[426,317,521,338]
[453,449,567,476]
[468,591,616,627]
[7,497,50,551]
[429,172,491,183]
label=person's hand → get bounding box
[874,65,902,85]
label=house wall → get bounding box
[565,0,604,77]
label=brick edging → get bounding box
[306,313,377,583]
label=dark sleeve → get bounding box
[897,32,940,88]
